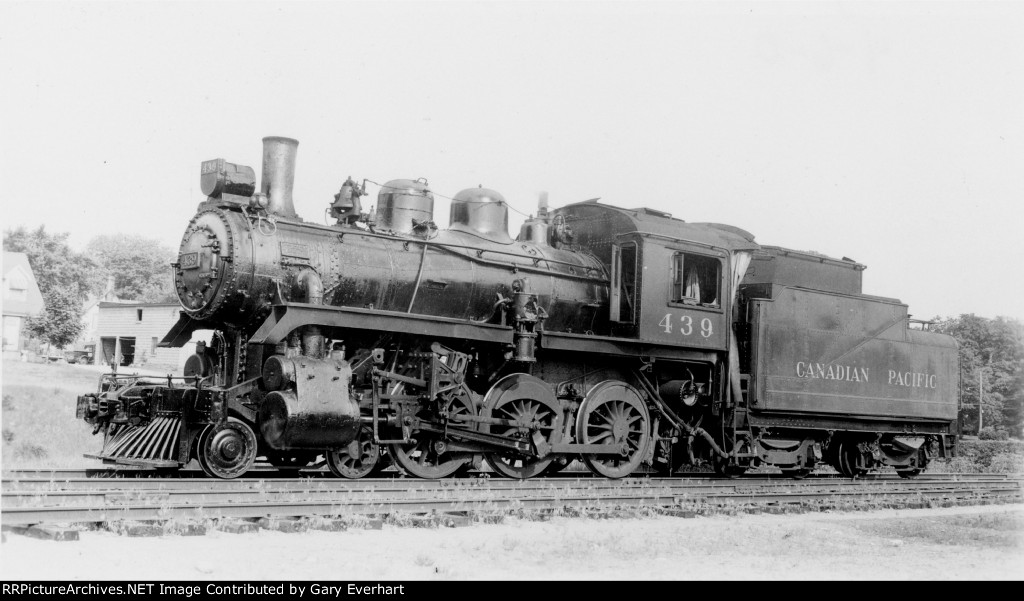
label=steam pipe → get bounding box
[296,269,323,305]
[297,268,324,358]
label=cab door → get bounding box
[639,241,729,350]
[609,235,642,337]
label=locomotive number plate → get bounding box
[280,242,311,260]
[180,252,200,269]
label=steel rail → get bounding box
[2,475,1020,526]
[4,473,1019,494]
[5,479,1012,504]
[3,487,1019,526]
[3,467,1017,482]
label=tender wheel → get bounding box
[482,374,564,479]
[389,392,476,479]
[197,418,257,479]
[327,423,382,479]
[835,440,868,478]
[575,380,651,479]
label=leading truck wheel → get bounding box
[197,418,257,479]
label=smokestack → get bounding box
[261,136,299,218]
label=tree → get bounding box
[3,225,98,300]
[85,234,177,302]
[933,314,1024,438]
[25,284,85,353]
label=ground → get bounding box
[1,504,1022,581]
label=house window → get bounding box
[671,252,720,307]
[5,270,28,301]
[137,309,143,322]
[151,337,159,353]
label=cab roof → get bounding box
[555,200,760,254]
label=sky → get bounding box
[2,1,1022,321]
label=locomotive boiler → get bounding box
[76,136,960,479]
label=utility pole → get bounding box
[978,368,984,433]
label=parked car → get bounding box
[64,350,94,364]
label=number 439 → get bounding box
[659,313,713,338]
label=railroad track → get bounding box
[3,470,1021,528]
[3,466,1017,481]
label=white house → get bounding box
[2,251,45,357]
[94,302,184,367]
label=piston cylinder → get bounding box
[259,358,360,449]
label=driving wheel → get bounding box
[482,374,564,479]
[389,391,476,479]
[575,380,651,479]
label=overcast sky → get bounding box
[2,1,1022,321]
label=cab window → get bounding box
[671,252,720,307]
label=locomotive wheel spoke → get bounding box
[482,374,564,480]
[576,381,651,479]
[197,418,257,480]
[327,424,382,479]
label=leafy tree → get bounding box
[85,234,176,302]
[933,314,1024,438]
[3,226,98,299]
[25,284,85,353]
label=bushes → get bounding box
[978,427,1010,441]
[935,439,1024,473]
[988,453,1024,474]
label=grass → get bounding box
[2,359,108,468]
[845,511,1024,549]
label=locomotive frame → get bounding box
[76,136,960,480]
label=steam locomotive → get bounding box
[75,136,960,479]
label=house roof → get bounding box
[2,252,45,317]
